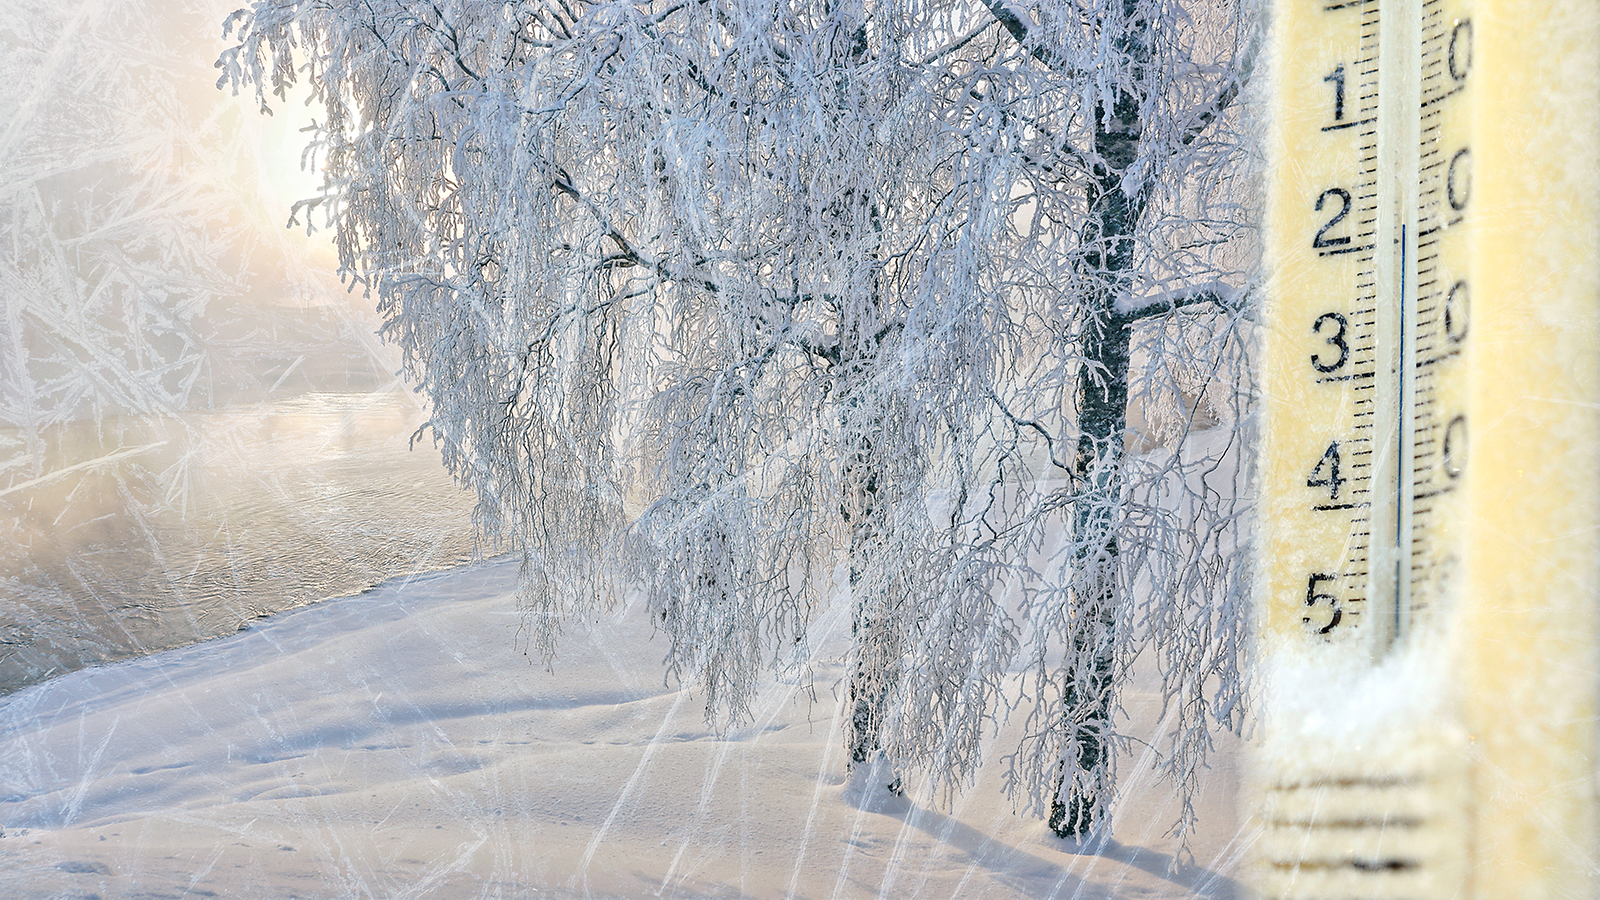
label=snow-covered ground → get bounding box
[0,556,1245,899]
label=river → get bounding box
[0,390,479,694]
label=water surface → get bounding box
[0,391,478,694]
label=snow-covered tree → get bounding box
[218,0,1256,838]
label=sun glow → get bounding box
[235,82,338,262]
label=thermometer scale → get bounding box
[1252,1,1598,897]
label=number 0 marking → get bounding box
[1442,415,1468,479]
[1449,19,1472,82]
[1448,148,1472,212]
[1445,280,1470,342]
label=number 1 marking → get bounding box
[1325,64,1347,123]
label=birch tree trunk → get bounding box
[1050,19,1148,838]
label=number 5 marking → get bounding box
[1304,573,1342,634]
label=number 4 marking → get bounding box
[1307,440,1345,501]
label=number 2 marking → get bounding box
[1313,188,1353,249]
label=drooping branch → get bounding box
[1181,23,1261,145]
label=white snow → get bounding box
[0,557,1245,899]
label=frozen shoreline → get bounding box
[0,555,1244,899]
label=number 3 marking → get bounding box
[1311,312,1349,373]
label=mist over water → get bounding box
[0,391,477,695]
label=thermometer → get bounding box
[1252,0,1599,896]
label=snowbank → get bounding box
[0,557,1244,899]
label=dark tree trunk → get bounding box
[1050,79,1147,838]
[836,189,902,790]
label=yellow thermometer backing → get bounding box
[1252,0,1599,897]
